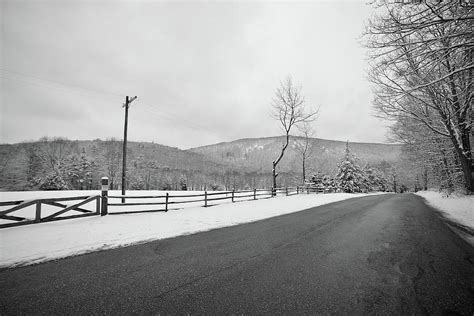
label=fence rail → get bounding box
[106,188,276,215]
[0,195,100,229]
[0,178,337,228]
[104,185,326,215]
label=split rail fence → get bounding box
[0,195,100,229]
[0,179,335,228]
[105,187,299,215]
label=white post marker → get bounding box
[101,177,109,216]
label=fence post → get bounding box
[286,187,288,196]
[232,190,235,202]
[307,186,309,194]
[101,177,109,216]
[95,196,100,215]
[297,186,299,194]
[35,201,41,223]
[254,188,256,200]
[165,192,169,212]
[204,191,208,207]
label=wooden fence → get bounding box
[0,180,336,228]
[105,186,301,215]
[0,195,101,229]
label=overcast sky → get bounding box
[0,0,390,149]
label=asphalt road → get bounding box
[1,194,473,315]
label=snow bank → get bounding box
[0,192,368,268]
[416,191,474,230]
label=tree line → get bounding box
[364,0,473,194]
[1,136,403,193]
[306,142,399,193]
[14,137,276,191]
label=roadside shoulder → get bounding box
[415,191,474,246]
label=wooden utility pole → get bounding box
[122,95,137,203]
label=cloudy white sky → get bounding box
[0,0,390,149]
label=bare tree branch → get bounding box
[271,76,319,191]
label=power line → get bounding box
[0,74,120,102]
[2,68,219,136]
[0,68,125,99]
[140,103,217,134]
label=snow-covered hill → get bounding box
[188,136,402,173]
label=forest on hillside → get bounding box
[0,136,429,193]
[0,137,276,191]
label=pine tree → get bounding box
[39,170,71,190]
[25,146,42,183]
[309,172,337,192]
[309,172,325,188]
[67,149,94,190]
[335,142,367,193]
[179,175,188,191]
[363,164,388,192]
[103,138,121,190]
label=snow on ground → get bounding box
[0,191,371,268]
[0,190,249,222]
[416,191,474,230]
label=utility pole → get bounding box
[122,95,137,203]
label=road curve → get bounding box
[1,194,473,314]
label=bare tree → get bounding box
[293,122,315,184]
[271,76,318,193]
[364,1,473,192]
[37,137,72,172]
[390,116,464,193]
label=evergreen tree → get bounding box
[67,149,94,189]
[309,172,337,192]
[103,138,121,190]
[179,175,188,191]
[39,170,71,190]
[26,146,42,183]
[363,164,388,192]
[309,172,325,187]
[335,142,367,193]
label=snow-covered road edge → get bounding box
[0,193,374,268]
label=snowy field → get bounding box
[0,191,369,268]
[416,191,474,231]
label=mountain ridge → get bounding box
[0,136,402,191]
[188,135,402,174]
[187,135,399,151]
